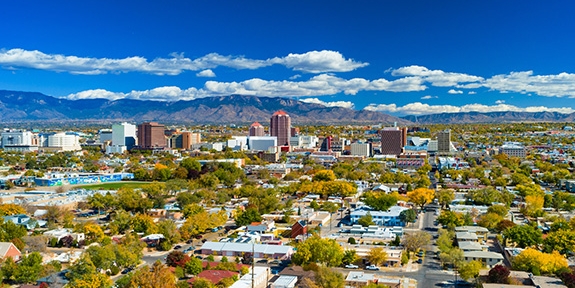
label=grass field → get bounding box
[75,181,152,190]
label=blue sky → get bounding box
[2,1,575,116]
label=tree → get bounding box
[234,208,262,227]
[477,213,503,230]
[166,251,190,268]
[131,214,158,235]
[86,244,116,270]
[357,213,374,227]
[367,247,388,266]
[437,210,465,229]
[0,203,26,216]
[487,205,509,217]
[543,230,575,255]
[363,192,399,211]
[157,219,181,245]
[402,231,431,252]
[313,170,336,182]
[184,257,203,276]
[68,272,112,288]
[292,235,344,267]
[13,252,43,284]
[314,266,345,288]
[513,248,568,275]
[496,219,516,233]
[435,189,455,209]
[440,248,463,269]
[407,188,435,210]
[399,209,417,225]
[436,229,454,253]
[459,260,482,282]
[128,262,177,288]
[503,224,542,248]
[522,195,544,217]
[22,235,47,253]
[488,264,510,284]
[342,250,358,265]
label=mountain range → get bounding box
[0,90,574,125]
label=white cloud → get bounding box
[300,98,355,109]
[468,91,477,94]
[363,102,575,115]
[271,50,368,73]
[392,65,484,87]
[483,71,575,98]
[64,74,426,101]
[448,89,463,94]
[289,74,301,80]
[0,48,368,75]
[196,69,216,77]
[421,95,437,99]
[495,100,505,104]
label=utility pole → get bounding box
[251,240,255,288]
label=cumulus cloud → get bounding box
[196,69,216,77]
[300,98,355,109]
[448,89,463,94]
[0,48,368,75]
[483,70,575,98]
[363,102,575,115]
[64,74,426,101]
[421,95,438,99]
[468,91,477,94]
[495,100,505,104]
[392,65,484,87]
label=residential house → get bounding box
[271,275,298,288]
[0,242,21,261]
[350,205,409,227]
[463,251,504,268]
[200,242,294,260]
[291,220,307,239]
[455,226,489,242]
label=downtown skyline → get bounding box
[2,1,575,116]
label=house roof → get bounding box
[456,232,478,240]
[0,242,19,257]
[463,251,504,260]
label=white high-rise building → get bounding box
[47,133,82,151]
[350,142,371,157]
[0,130,38,152]
[106,122,137,154]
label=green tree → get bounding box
[363,192,399,211]
[314,266,345,288]
[292,235,344,267]
[313,170,336,182]
[437,210,464,229]
[234,208,262,227]
[13,252,43,284]
[503,224,543,248]
[342,250,358,265]
[543,229,575,255]
[399,209,417,225]
[435,189,455,209]
[357,213,374,227]
[459,260,483,283]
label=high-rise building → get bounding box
[320,136,332,151]
[137,122,166,149]
[270,111,291,146]
[437,129,451,153]
[379,127,407,155]
[249,122,265,137]
[168,131,201,150]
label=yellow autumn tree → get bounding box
[522,195,544,217]
[0,204,26,216]
[407,188,435,210]
[513,248,567,275]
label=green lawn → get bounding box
[75,181,152,190]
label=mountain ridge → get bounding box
[0,90,410,125]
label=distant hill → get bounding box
[401,111,575,124]
[0,90,410,125]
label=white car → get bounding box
[365,265,379,271]
[345,264,359,269]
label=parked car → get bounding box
[416,258,423,264]
[174,245,182,250]
[121,267,133,274]
[345,264,359,269]
[365,265,379,271]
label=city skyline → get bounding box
[2,1,575,116]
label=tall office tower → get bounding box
[137,122,166,148]
[112,122,137,149]
[437,129,451,153]
[379,127,407,155]
[270,110,291,146]
[320,136,332,151]
[249,122,265,136]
